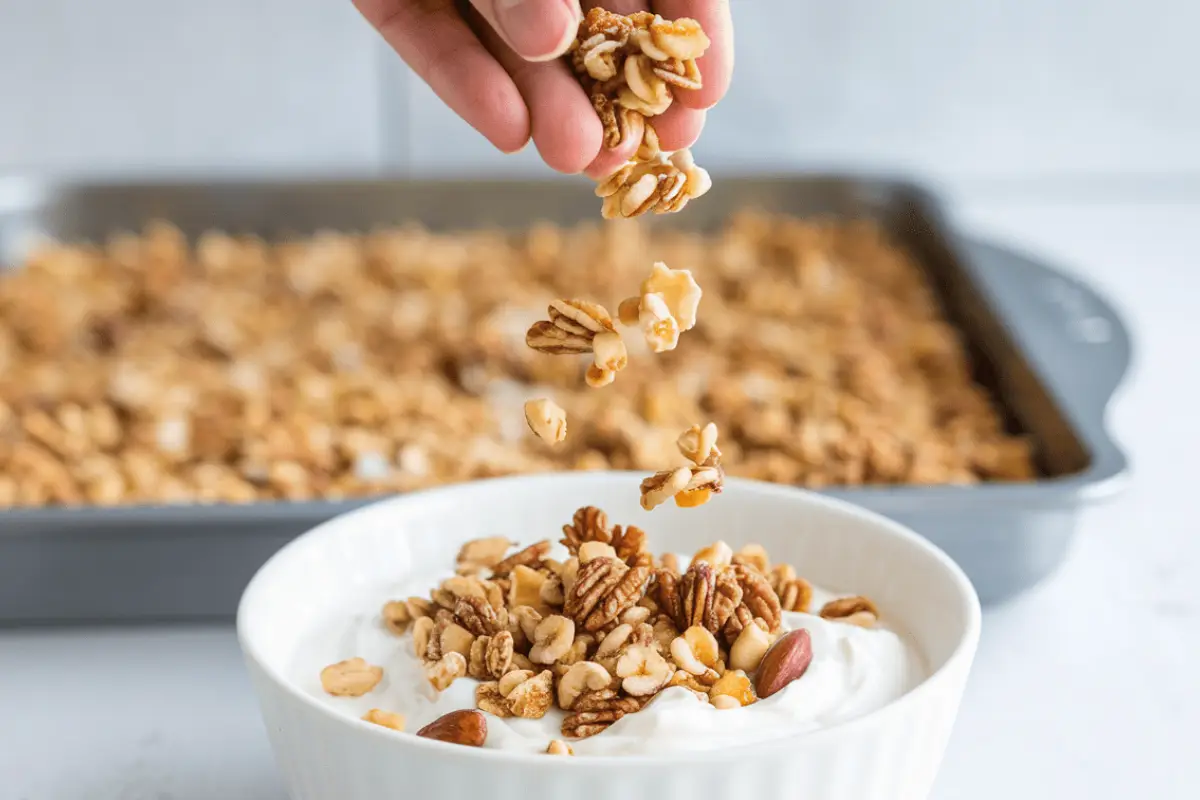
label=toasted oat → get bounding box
[530,615,577,664]
[615,644,672,696]
[557,661,613,710]
[320,657,383,697]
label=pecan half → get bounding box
[732,563,782,633]
[491,540,551,578]
[454,595,502,637]
[561,505,612,554]
[566,556,650,632]
[561,688,643,739]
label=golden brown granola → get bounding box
[568,9,713,218]
[0,214,1033,510]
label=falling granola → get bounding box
[640,422,725,510]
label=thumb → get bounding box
[470,0,582,61]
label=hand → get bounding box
[354,1,733,178]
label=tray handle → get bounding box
[960,238,1132,493]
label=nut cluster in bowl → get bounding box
[320,504,880,752]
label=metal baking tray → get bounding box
[0,176,1130,623]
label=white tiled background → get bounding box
[3,0,1198,195]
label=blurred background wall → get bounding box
[2,0,1197,199]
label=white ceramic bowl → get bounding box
[238,474,980,800]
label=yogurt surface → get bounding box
[292,561,926,756]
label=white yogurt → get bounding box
[292,567,925,756]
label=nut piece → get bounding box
[561,690,641,739]
[457,537,514,570]
[508,564,549,608]
[710,694,740,710]
[561,506,611,554]
[546,739,574,756]
[709,669,756,707]
[820,595,879,627]
[492,540,552,578]
[320,657,383,697]
[440,622,476,658]
[731,563,783,635]
[578,540,619,563]
[615,644,672,696]
[639,467,691,510]
[729,620,772,673]
[507,670,555,719]
[733,544,770,575]
[426,651,468,692]
[475,681,512,717]
[524,398,568,445]
[558,661,614,710]
[754,629,814,699]
[530,615,576,664]
[362,708,406,731]
[416,709,488,747]
[691,540,733,569]
[499,669,536,697]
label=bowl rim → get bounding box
[238,472,982,765]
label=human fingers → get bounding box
[583,128,641,180]
[467,0,583,61]
[652,0,733,109]
[471,7,602,173]
[354,0,530,152]
[650,105,705,152]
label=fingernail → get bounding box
[495,0,580,61]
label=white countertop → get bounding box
[1,199,1196,800]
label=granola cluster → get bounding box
[327,506,882,748]
[567,8,713,219]
[0,213,1034,509]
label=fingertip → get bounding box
[535,110,604,174]
[470,78,533,154]
[492,0,581,61]
[584,133,640,180]
[653,107,706,152]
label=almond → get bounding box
[753,629,813,699]
[415,709,488,747]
